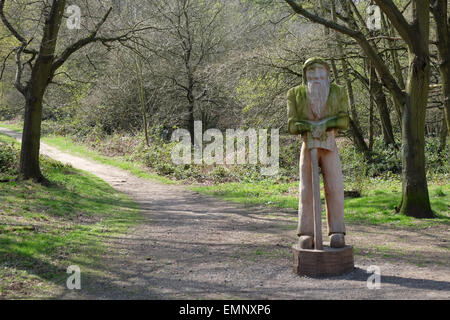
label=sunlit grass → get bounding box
[45,135,177,185]
[190,180,449,228]
[0,139,142,298]
[0,122,176,185]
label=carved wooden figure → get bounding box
[288,57,354,276]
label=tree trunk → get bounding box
[399,53,434,218]
[187,72,195,145]
[134,51,149,147]
[20,92,45,181]
[20,57,54,182]
[369,82,374,151]
[398,1,434,219]
[387,21,405,128]
[369,65,396,146]
[431,0,450,131]
[188,100,195,145]
[439,114,448,155]
[17,0,66,182]
[438,57,450,133]
[349,117,371,159]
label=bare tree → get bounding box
[143,0,226,143]
[0,0,147,182]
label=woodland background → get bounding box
[0,0,448,214]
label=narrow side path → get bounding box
[1,127,449,299]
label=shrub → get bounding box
[425,136,449,175]
[0,142,19,176]
[211,166,233,183]
[156,163,175,175]
[339,139,369,194]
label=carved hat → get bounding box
[302,57,330,85]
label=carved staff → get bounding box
[309,147,323,250]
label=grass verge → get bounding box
[189,180,450,228]
[0,133,142,298]
[0,121,175,185]
[42,135,176,185]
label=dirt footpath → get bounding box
[1,127,449,299]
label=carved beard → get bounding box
[307,78,330,119]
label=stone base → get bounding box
[292,243,354,277]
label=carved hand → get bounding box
[295,120,326,136]
[295,115,349,135]
[322,115,349,131]
[295,120,312,134]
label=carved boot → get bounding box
[330,233,345,248]
[298,235,314,249]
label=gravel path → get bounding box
[1,127,449,300]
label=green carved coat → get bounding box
[287,83,349,135]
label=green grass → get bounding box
[0,136,142,298]
[0,121,175,185]
[42,135,176,185]
[0,121,22,132]
[190,180,450,228]
[0,131,19,144]
[190,180,300,208]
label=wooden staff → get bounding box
[310,148,323,250]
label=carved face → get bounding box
[305,63,329,83]
[305,63,330,119]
